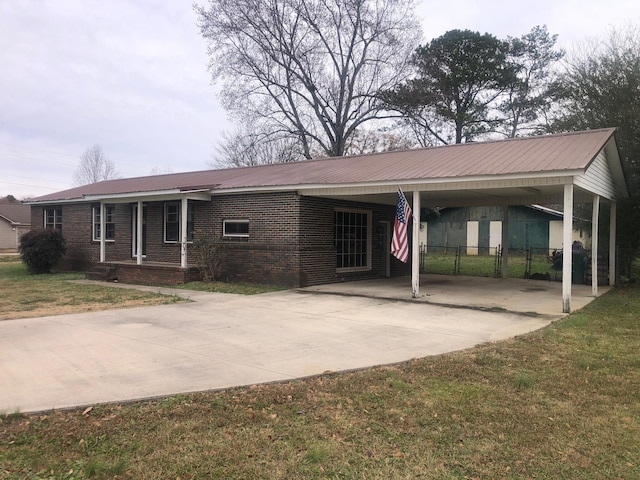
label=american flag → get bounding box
[391,188,412,263]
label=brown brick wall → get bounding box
[30,191,412,286]
[31,203,99,271]
[298,196,411,286]
[197,192,302,287]
[114,263,200,286]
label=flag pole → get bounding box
[391,187,418,298]
[412,190,421,298]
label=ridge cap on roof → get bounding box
[230,127,618,165]
[79,128,619,186]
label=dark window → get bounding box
[165,202,194,242]
[223,219,249,237]
[165,203,180,242]
[93,205,115,241]
[44,208,62,233]
[335,210,370,270]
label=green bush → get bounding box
[18,229,67,274]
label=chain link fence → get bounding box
[419,245,609,284]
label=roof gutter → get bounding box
[26,189,212,205]
[207,169,584,196]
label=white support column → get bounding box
[591,195,600,297]
[501,205,509,278]
[136,201,143,266]
[180,197,188,269]
[562,184,574,313]
[609,201,617,286]
[99,202,106,263]
[412,191,421,298]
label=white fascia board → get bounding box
[24,198,86,205]
[604,138,630,198]
[30,189,213,205]
[83,189,183,201]
[298,172,580,196]
[25,189,182,204]
[207,170,582,197]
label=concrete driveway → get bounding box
[0,279,570,413]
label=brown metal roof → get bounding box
[30,128,617,202]
[0,203,31,224]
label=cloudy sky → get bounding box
[2,0,639,199]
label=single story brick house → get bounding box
[27,128,628,312]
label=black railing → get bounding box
[419,245,609,283]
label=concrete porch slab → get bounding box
[300,274,608,317]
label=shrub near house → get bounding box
[18,229,67,274]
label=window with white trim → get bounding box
[335,209,371,271]
[165,203,179,242]
[44,208,62,233]
[93,205,115,241]
[223,219,249,238]
[164,202,194,243]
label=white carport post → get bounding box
[180,197,188,269]
[609,201,617,286]
[591,195,600,297]
[562,184,574,313]
[136,200,143,266]
[99,201,106,263]
[412,191,421,298]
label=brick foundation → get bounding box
[111,263,202,286]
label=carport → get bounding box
[301,273,608,317]
[300,128,628,313]
[28,128,628,313]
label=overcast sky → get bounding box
[2,0,639,199]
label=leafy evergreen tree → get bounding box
[552,24,640,276]
[381,29,515,144]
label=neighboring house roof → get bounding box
[528,205,563,218]
[0,203,31,225]
[29,128,627,205]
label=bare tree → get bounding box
[72,144,119,186]
[344,127,416,155]
[150,166,175,175]
[210,121,304,168]
[195,0,422,159]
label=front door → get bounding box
[132,205,147,258]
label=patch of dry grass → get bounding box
[1,283,639,479]
[0,261,182,320]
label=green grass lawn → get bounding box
[0,261,286,320]
[1,283,639,479]
[423,252,560,278]
[175,280,287,295]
